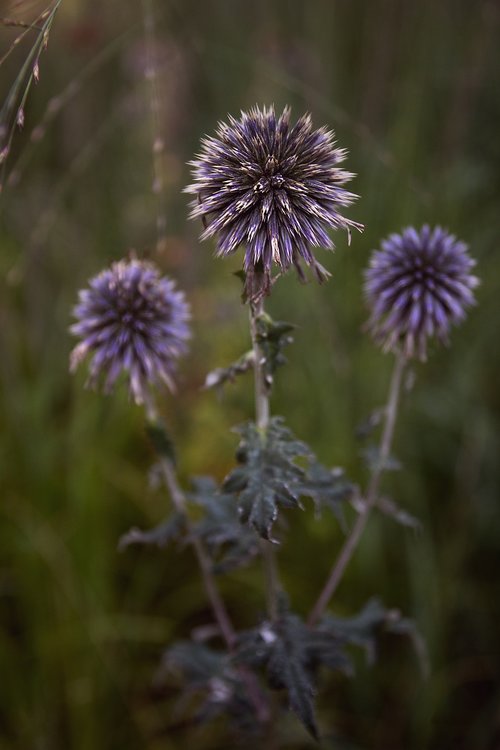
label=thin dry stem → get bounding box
[308,351,406,626]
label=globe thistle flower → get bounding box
[70,258,190,405]
[364,226,479,360]
[186,105,362,299]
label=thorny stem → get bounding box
[249,297,279,621]
[308,351,407,626]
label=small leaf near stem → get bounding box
[249,298,280,620]
[159,454,237,651]
[308,351,407,626]
[144,396,236,649]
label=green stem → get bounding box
[249,298,279,620]
[308,351,407,626]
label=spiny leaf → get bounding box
[222,417,310,540]
[189,476,259,573]
[237,611,319,740]
[300,461,356,526]
[159,641,260,731]
[118,512,184,550]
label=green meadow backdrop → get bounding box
[1,1,499,747]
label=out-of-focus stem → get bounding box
[142,0,167,252]
[159,456,236,649]
[308,351,406,626]
[249,297,279,621]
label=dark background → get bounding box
[1,1,499,748]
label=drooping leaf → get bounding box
[118,511,184,550]
[384,614,430,677]
[189,476,259,573]
[203,350,255,390]
[319,598,426,670]
[223,417,310,540]
[300,461,356,526]
[376,495,422,531]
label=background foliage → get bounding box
[1,0,499,747]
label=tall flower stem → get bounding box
[308,351,406,626]
[249,297,279,621]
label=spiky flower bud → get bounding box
[186,105,362,299]
[364,226,479,359]
[70,258,190,404]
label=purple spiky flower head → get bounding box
[70,258,190,405]
[364,226,479,360]
[186,105,362,299]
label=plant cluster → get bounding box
[69,105,478,742]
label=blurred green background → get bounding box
[1,0,499,748]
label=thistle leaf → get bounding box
[203,350,254,390]
[118,512,184,550]
[189,476,259,573]
[222,417,310,540]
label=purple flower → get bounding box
[70,258,190,404]
[186,105,362,298]
[364,226,479,360]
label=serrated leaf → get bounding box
[320,598,427,671]
[300,461,355,527]
[118,512,184,550]
[222,417,310,540]
[189,476,259,573]
[267,624,318,740]
[146,419,176,464]
[255,313,295,382]
[159,641,261,731]
[237,611,319,739]
[203,350,254,390]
